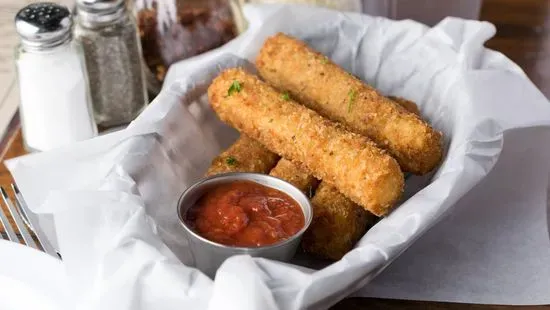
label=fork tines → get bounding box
[0,186,38,250]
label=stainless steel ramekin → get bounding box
[177,172,313,278]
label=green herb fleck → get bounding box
[281,92,290,101]
[225,156,237,166]
[321,56,329,64]
[347,89,357,113]
[227,80,242,96]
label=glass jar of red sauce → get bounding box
[177,173,312,277]
[133,0,243,94]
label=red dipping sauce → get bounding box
[185,180,305,247]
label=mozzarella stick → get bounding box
[300,97,417,258]
[301,97,416,258]
[208,68,404,216]
[389,96,421,116]
[206,135,280,176]
[269,158,319,195]
[269,160,375,260]
[302,182,378,260]
[256,33,443,175]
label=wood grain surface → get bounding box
[0,0,24,141]
[0,0,549,309]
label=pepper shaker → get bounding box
[74,0,148,128]
[14,2,98,152]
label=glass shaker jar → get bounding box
[14,2,98,152]
[74,0,148,128]
[134,0,240,93]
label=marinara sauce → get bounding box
[185,180,305,247]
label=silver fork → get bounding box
[0,185,59,258]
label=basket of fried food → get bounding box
[205,33,443,260]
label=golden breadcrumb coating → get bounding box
[256,33,443,175]
[206,135,280,176]
[389,96,421,116]
[302,182,378,260]
[208,68,404,216]
[269,158,319,195]
[205,96,422,258]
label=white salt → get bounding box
[16,42,97,152]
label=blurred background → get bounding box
[1,0,549,150]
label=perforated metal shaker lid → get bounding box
[15,2,72,49]
[75,0,125,27]
[76,0,125,12]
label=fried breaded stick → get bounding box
[269,158,319,195]
[205,82,419,257]
[302,182,378,260]
[389,96,421,116]
[206,135,280,176]
[268,160,374,260]
[256,33,443,175]
[300,96,417,259]
[208,68,403,216]
[275,97,417,258]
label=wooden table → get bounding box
[1,0,549,309]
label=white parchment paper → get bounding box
[6,4,550,309]
[358,127,550,305]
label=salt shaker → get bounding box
[14,2,98,152]
[74,0,148,127]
